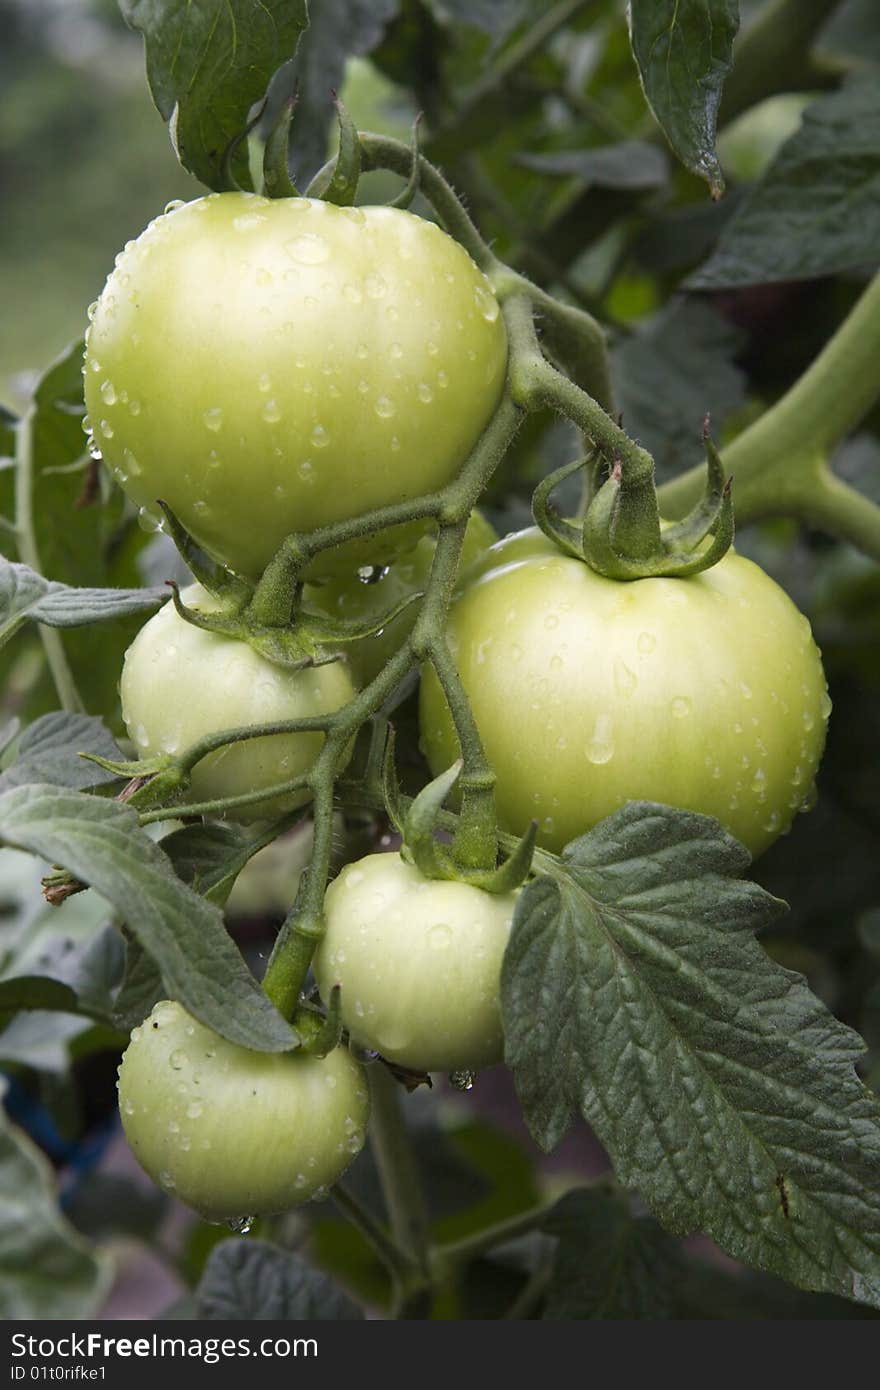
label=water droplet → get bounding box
[257,372,272,393]
[99,419,114,439]
[203,407,223,432]
[437,369,449,389]
[390,342,403,360]
[123,1099,135,1116]
[128,398,141,416]
[417,383,433,404]
[428,923,452,951]
[374,395,395,419]
[169,1049,187,1071]
[286,233,330,264]
[586,713,614,764]
[233,212,266,233]
[799,783,818,813]
[426,340,439,357]
[164,199,185,215]
[449,1069,475,1092]
[544,613,559,630]
[820,691,832,720]
[227,1215,255,1235]
[159,1171,176,1190]
[365,273,387,299]
[100,380,116,405]
[637,631,656,655]
[343,282,362,304]
[739,682,753,700]
[473,285,500,322]
[671,696,692,719]
[256,267,272,287]
[802,710,815,732]
[186,1101,203,1119]
[87,301,98,322]
[356,343,369,361]
[262,398,281,423]
[310,424,329,449]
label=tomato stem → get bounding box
[367,1065,433,1316]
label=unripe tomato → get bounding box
[303,510,498,686]
[84,193,508,581]
[120,583,355,822]
[118,1000,370,1221]
[419,530,830,858]
[314,853,518,1072]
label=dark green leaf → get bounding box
[502,800,880,1307]
[613,299,746,481]
[0,557,166,648]
[0,1107,110,1317]
[0,785,297,1052]
[119,0,308,190]
[65,1173,167,1243]
[197,1239,363,1319]
[111,937,165,1034]
[161,821,259,907]
[689,79,880,288]
[0,713,122,793]
[519,141,669,191]
[287,0,400,185]
[542,1188,684,1319]
[628,0,739,196]
[0,975,77,1015]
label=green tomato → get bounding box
[419,529,830,858]
[118,1000,369,1221]
[84,193,508,581]
[314,852,518,1072]
[304,510,498,686]
[120,583,355,822]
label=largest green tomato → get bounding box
[84,193,508,580]
[118,1000,370,1222]
[120,583,355,822]
[419,530,830,858]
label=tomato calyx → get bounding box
[304,99,362,207]
[533,422,735,580]
[293,989,344,1058]
[389,753,536,894]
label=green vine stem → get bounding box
[367,1065,433,1317]
[329,1181,416,1287]
[658,270,880,560]
[14,412,84,714]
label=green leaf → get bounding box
[502,800,880,1308]
[0,712,122,793]
[161,820,262,907]
[111,937,165,1034]
[0,1106,110,1318]
[628,0,739,196]
[119,0,308,190]
[518,141,669,191]
[689,78,880,288]
[286,0,400,185]
[0,975,77,1016]
[542,1188,684,1319]
[0,784,297,1052]
[196,1239,363,1319]
[0,558,167,648]
[613,299,746,481]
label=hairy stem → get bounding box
[368,1066,432,1316]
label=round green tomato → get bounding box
[314,852,518,1073]
[304,510,497,686]
[419,529,830,858]
[84,193,508,581]
[120,583,354,822]
[118,1000,369,1221]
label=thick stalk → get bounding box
[368,1066,432,1316]
[659,270,880,555]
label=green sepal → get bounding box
[532,456,594,557]
[381,725,405,835]
[156,501,252,607]
[306,99,362,206]
[262,95,299,199]
[389,116,423,210]
[400,761,535,894]
[297,988,343,1058]
[220,94,270,194]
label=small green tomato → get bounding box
[118,1000,370,1222]
[120,583,355,822]
[314,853,519,1073]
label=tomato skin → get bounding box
[314,853,518,1072]
[419,529,830,858]
[120,583,355,822]
[304,510,497,686]
[84,193,508,581]
[118,1000,369,1221]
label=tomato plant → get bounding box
[3,0,880,1334]
[84,193,508,581]
[120,582,355,821]
[314,852,518,1072]
[118,1000,369,1222]
[419,529,830,857]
